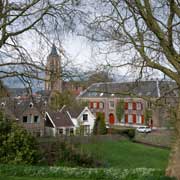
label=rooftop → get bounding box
[79,80,177,98]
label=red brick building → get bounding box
[78,80,178,128]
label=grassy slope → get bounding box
[79,140,170,169]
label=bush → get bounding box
[56,141,105,167]
[110,128,135,139]
[0,111,41,165]
[93,112,107,135]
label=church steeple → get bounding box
[45,44,63,93]
[50,44,58,56]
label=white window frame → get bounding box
[83,114,88,121]
[128,102,133,110]
[99,102,104,109]
[93,102,97,108]
[136,103,142,110]
[128,114,133,123]
[136,115,142,124]
[109,101,114,109]
[58,128,64,135]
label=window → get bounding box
[1,102,5,107]
[23,116,28,123]
[29,102,33,108]
[84,125,90,135]
[136,115,142,124]
[58,128,63,135]
[93,102,97,108]
[136,103,142,110]
[34,116,39,123]
[148,101,151,109]
[109,101,114,109]
[128,115,133,123]
[128,103,132,110]
[83,114,88,121]
[65,128,70,136]
[70,128,74,135]
[27,115,33,123]
[99,102,104,109]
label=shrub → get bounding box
[56,141,105,167]
[93,112,107,135]
[110,128,135,139]
[0,111,41,165]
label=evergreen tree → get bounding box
[93,112,107,135]
[116,100,124,122]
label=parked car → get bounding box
[136,126,152,133]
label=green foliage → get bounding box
[0,111,40,165]
[166,107,176,128]
[56,141,104,167]
[0,164,175,180]
[116,100,124,122]
[50,90,75,110]
[93,112,107,135]
[50,90,88,111]
[110,128,135,139]
[144,108,152,124]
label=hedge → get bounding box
[0,164,176,180]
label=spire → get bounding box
[50,44,58,56]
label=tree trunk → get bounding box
[166,94,180,180]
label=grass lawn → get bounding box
[79,140,170,169]
[0,175,88,180]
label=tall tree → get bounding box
[85,0,180,178]
[93,112,107,135]
[87,71,113,85]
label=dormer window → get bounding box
[1,102,5,107]
[83,114,88,121]
[29,102,33,108]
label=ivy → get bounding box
[116,100,125,122]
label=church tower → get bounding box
[45,44,62,93]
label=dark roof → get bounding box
[49,44,58,56]
[0,97,47,119]
[8,88,28,97]
[63,106,84,118]
[48,110,74,127]
[79,80,177,98]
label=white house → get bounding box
[45,106,95,136]
[76,107,96,135]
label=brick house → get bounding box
[77,80,178,128]
[0,98,47,136]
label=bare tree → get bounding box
[0,0,82,87]
[84,0,180,178]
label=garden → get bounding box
[0,112,175,179]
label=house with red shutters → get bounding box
[78,80,178,128]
